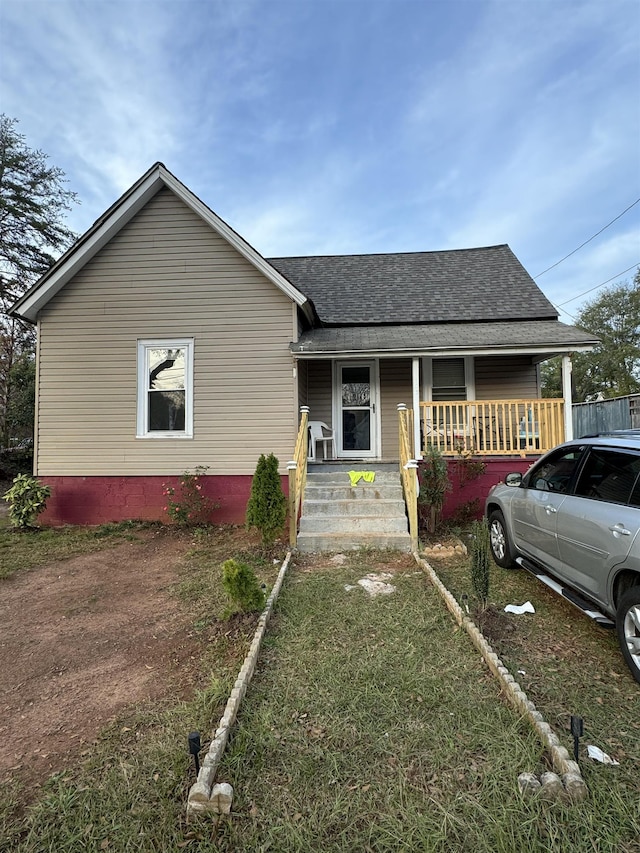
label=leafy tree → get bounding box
[4,344,35,442]
[541,270,640,402]
[0,115,78,308]
[0,115,78,445]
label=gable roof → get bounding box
[268,245,558,325]
[11,162,312,324]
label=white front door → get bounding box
[334,360,380,459]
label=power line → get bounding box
[556,263,640,307]
[534,197,640,278]
[552,302,578,323]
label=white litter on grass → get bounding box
[504,601,535,615]
[344,573,396,597]
[587,745,620,765]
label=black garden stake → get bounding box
[188,731,202,775]
[570,715,584,763]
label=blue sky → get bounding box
[1,0,639,324]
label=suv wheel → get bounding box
[488,510,517,569]
[616,587,640,684]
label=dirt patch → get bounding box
[472,605,517,643]
[0,528,211,791]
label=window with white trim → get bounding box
[432,358,467,401]
[137,339,194,438]
[423,356,475,401]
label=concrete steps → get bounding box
[296,463,411,553]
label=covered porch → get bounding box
[295,351,575,462]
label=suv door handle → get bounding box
[545,506,557,514]
[609,524,631,536]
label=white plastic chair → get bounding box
[308,421,336,461]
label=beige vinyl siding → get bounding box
[36,188,297,476]
[474,356,538,399]
[380,359,412,459]
[305,361,333,425]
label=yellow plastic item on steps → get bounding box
[348,471,376,486]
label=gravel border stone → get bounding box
[186,551,293,816]
[187,546,587,818]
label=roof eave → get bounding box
[291,341,598,359]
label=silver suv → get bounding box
[485,430,640,683]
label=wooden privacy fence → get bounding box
[573,394,640,437]
[418,399,565,456]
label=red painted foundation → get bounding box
[438,456,537,522]
[38,474,284,526]
[39,457,536,528]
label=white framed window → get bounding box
[423,356,475,400]
[136,339,194,438]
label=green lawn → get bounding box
[1,539,638,852]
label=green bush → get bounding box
[3,473,51,529]
[162,466,217,526]
[470,518,491,609]
[418,445,451,534]
[222,558,266,613]
[245,453,287,546]
[0,446,34,480]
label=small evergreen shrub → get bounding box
[222,559,266,613]
[418,445,451,534]
[245,453,287,546]
[162,466,217,526]
[3,474,51,529]
[470,518,491,609]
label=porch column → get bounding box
[562,355,573,441]
[412,357,421,459]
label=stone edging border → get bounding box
[414,553,588,801]
[186,551,293,816]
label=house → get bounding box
[11,163,597,528]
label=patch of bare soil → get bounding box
[0,528,210,791]
[472,605,517,644]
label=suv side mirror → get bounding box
[505,472,523,487]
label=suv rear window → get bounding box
[574,447,640,505]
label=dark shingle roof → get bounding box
[291,320,597,355]
[268,244,557,325]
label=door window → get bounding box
[341,366,371,451]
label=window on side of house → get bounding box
[432,358,467,401]
[136,339,194,438]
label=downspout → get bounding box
[562,354,573,441]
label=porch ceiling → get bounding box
[291,319,598,358]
